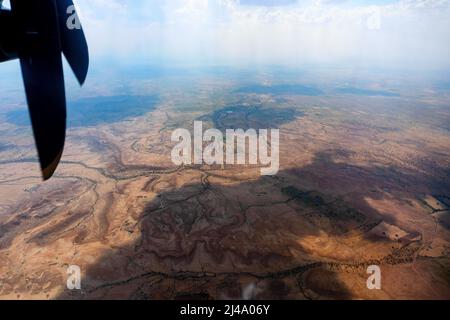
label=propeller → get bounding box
[1,0,89,180]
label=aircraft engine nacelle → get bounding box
[0,7,18,63]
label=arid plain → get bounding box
[0,67,449,299]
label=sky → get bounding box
[1,0,449,71]
[66,0,450,71]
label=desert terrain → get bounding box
[0,66,449,299]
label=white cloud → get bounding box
[74,0,450,70]
[366,7,381,30]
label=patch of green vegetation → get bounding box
[282,185,365,223]
[7,95,159,128]
[335,87,400,97]
[282,186,325,206]
[236,84,323,96]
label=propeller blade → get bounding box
[57,0,89,85]
[11,0,66,180]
